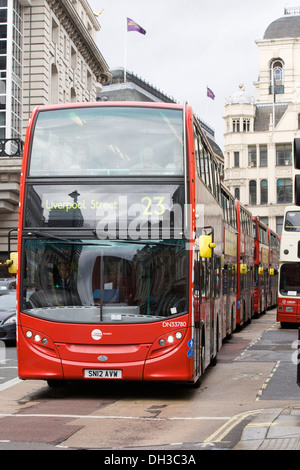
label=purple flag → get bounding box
[127,17,146,35]
[207,87,215,100]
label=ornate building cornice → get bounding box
[46,0,112,84]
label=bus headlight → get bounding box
[148,329,186,359]
[22,327,58,358]
[167,335,175,343]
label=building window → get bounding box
[260,179,268,205]
[51,64,59,104]
[270,59,284,95]
[276,216,283,236]
[51,18,59,44]
[259,145,268,167]
[276,143,292,166]
[243,118,250,132]
[234,151,239,167]
[233,118,240,132]
[249,180,257,205]
[234,187,240,200]
[71,45,77,69]
[277,178,293,203]
[260,217,269,226]
[248,145,257,167]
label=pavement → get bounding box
[234,405,300,450]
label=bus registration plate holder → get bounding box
[84,369,122,379]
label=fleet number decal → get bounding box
[162,321,187,327]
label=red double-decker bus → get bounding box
[220,184,237,337]
[268,228,280,310]
[12,101,233,387]
[236,200,255,327]
[219,189,255,331]
[253,217,270,316]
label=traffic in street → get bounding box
[0,308,299,451]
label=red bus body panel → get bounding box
[277,298,300,324]
[18,313,193,381]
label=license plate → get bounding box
[84,369,122,379]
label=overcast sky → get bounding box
[87,0,291,148]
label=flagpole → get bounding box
[124,18,127,83]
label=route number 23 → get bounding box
[141,196,166,216]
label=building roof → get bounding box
[98,68,224,159]
[264,14,300,39]
[231,89,252,104]
[254,104,288,131]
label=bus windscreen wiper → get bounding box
[24,230,111,246]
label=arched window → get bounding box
[249,180,257,205]
[234,187,240,200]
[270,59,284,95]
[260,179,268,205]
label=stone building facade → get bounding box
[224,8,300,235]
[0,0,111,267]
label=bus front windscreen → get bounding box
[279,263,300,295]
[21,239,188,323]
[29,106,184,177]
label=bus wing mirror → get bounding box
[258,266,264,275]
[240,264,247,274]
[6,252,17,274]
[199,235,216,258]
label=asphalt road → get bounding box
[0,308,299,452]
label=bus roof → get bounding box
[31,101,186,113]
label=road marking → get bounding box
[255,361,281,401]
[0,412,230,422]
[203,409,262,443]
[0,377,22,392]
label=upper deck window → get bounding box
[28,106,184,177]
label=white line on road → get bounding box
[0,412,230,421]
[0,377,22,392]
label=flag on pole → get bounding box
[127,17,146,35]
[207,87,215,100]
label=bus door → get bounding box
[209,256,215,359]
[199,228,216,363]
[193,249,201,378]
